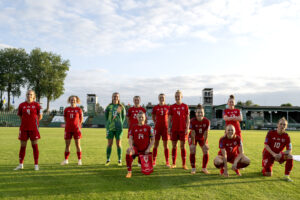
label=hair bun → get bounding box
[229,95,235,99]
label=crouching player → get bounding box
[262,117,294,182]
[214,125,250,177]
[126,112,155,178]
[189,104,210,174]
[61,96,83,166]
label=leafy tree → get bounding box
[281,103,292,107]
[0,48,28,110]
[41,52,69,112]
[236,100,259,107]
[24,48,49,102]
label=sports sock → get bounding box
[19,146,26,164]
[77,151,82,160]
[164,148,169,163]
[153,147,158,161]
[126,154,133,172]
[202,154,209,168]
[32,144,39,165]
[190,153,196,168]
[181,148,186,166]
[117,147,122,161]
[285,159,293,176]
[106,146,112,160]
[65,151,70,160]
[172,148,177,165]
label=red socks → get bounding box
[181,148,186,166]
[164,148,169,163]
[65,151,70,160]
[126,154,133,172]
[190,154,195,168]
[172,148,177,165]
[153,148,157,161]
[202,154,209,169]
[77,152,82,160]
[32,144,39,165]
[285,159,293,176]
[19,146,26,164]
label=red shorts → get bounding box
[133,147,146,156]
[188,137,207,146]
[154,126,169,141]
[171,131,187,141]
[18,129,40,141]
[262,151,285,173]
[218,151,237,163]
[64,130,82,140]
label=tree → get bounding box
[281,103,292,107]
[0,48,28,110]
[236,100,259,107]
[95,103,104,114]
[41,52,69,112]
[24,48,49,102]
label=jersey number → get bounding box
[70,114,74,119]
[177,111,180,116]
[274,142,281,148]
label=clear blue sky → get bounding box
[1,0,300,109]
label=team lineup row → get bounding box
[14,90,294,181]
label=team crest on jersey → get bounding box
[272,137,276,140]
[32,106,35,108]
[144,155,149,163]
[135,129,138,132]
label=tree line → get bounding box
[0,48,69,112]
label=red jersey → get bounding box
[18,101,41,131]
[264,130,291,155]
[130,124,153,152]
[218,136,242,158]
[189,117,210,140]
[127,106,146,129]
[64,106,83,132]
[169,103,189,132]
[152,104,169,128]
[223,108,241,133]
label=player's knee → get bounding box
[126,148,131,155]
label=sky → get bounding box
[1,0,300,110]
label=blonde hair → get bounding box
[225,124,236,134]
[175,90,182,96]
[278,117,288,126]
[68,95,81,104]
[26,90,36,101]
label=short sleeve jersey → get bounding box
[129,124,153,152]
[64,106,83,132]
[127,106,146,129]
[169,103,189,132]
[152,104,169,128]
[218,136,242,158]
[223,108,241,132]
[18,101,41,131]
[264,130,292,154]
[189,117,210,140]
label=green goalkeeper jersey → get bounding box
[105,104,126,131]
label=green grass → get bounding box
[0,128,299,200]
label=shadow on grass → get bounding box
[0,163,288,199]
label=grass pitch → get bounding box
[0,127,299,200]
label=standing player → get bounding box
[152,93,170,167]
[61,96,83,166]
[214,125,250,177]
[105,92,126,166]
[125,112,155,178]
[223,95,243,139]
[189,104,210,174]
[14,90,42,171]
[262,117,294,182]
[127,96,146,137]
[169,90,190,169]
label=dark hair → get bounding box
[196,104,203,110]
[229,94,235,100]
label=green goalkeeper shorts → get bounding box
[106,130,123,140]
